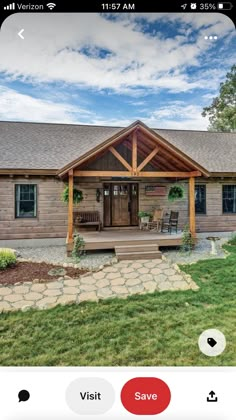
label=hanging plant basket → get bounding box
[61,185,83,204]
[168,185,185,202]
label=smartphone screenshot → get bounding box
[0,1,235,418]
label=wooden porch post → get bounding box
[189,176,196,238]
[132,131,137,175]
[68,169,74,244]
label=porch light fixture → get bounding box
[96,188,102,202]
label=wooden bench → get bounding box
[74,211,102,231]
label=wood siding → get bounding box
[76,180,189,229]
[140,179,236,232]
[79,143,154,172]
[139,181,189,229]
[0,176,68,240]
[2,176,236,240]
[195,180,236,232]
[73,181,103,222]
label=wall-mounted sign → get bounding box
[145,185,167,196]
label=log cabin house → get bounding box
[0,120,236,257]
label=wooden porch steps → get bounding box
[115,244,162,260]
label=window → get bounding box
[104,185,110,196]
[195,185,206,214]
[15,184,37,218]
[223,185,236,213]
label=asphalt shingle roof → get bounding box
[0,122,121,170]
[0,121,235,173]
[154,129,236,173]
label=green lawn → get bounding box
[0,244,236,366]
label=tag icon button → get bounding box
[207,337,217,348]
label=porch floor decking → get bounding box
[77,230,183,251]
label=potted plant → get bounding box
[168,185,185,202]
[138,211,151,223]
[61,185,83,204]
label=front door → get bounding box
[103,183,138,227]
[112,184,130,226]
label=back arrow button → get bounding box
[18,29,24,39]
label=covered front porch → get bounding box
[58,121,209,256]
[71,229,183,260]
[76,229,183,251]
[66,228,183,260]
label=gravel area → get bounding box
[163,234,231,264]
[15,246,115,270]
[15,232,234,268]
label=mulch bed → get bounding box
[0,262,88,285]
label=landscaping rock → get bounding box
[48,268,66,277]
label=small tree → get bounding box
[72,233,85,260]
[202,65,236,132]
[181,225,195,253]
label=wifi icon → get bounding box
[47,2,56,10]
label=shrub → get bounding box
[0,249,17,270]
[72,233,85,260]
[181,225,195,253]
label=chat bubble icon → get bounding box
[18,389,30,402]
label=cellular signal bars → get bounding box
[4,3,15,10]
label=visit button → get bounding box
[121,377,171,415]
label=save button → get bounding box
[121,377,171,415]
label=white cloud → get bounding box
[144,103,209,130]
[0,13,234,94]
[0,85,209,130]
[85,103,209,130]
[0,13,233,128]
[0,86,91,123]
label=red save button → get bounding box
[121,377,171,415]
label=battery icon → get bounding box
[217,2,233,9]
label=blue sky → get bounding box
[0,12,235,130]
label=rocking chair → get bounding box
[147,209,164,232]
[161,211,179,234]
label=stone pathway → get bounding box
[0,257,198,312]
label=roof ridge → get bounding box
[0,120,123,129]
[0,120,235,134]
[154,128,236,134]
